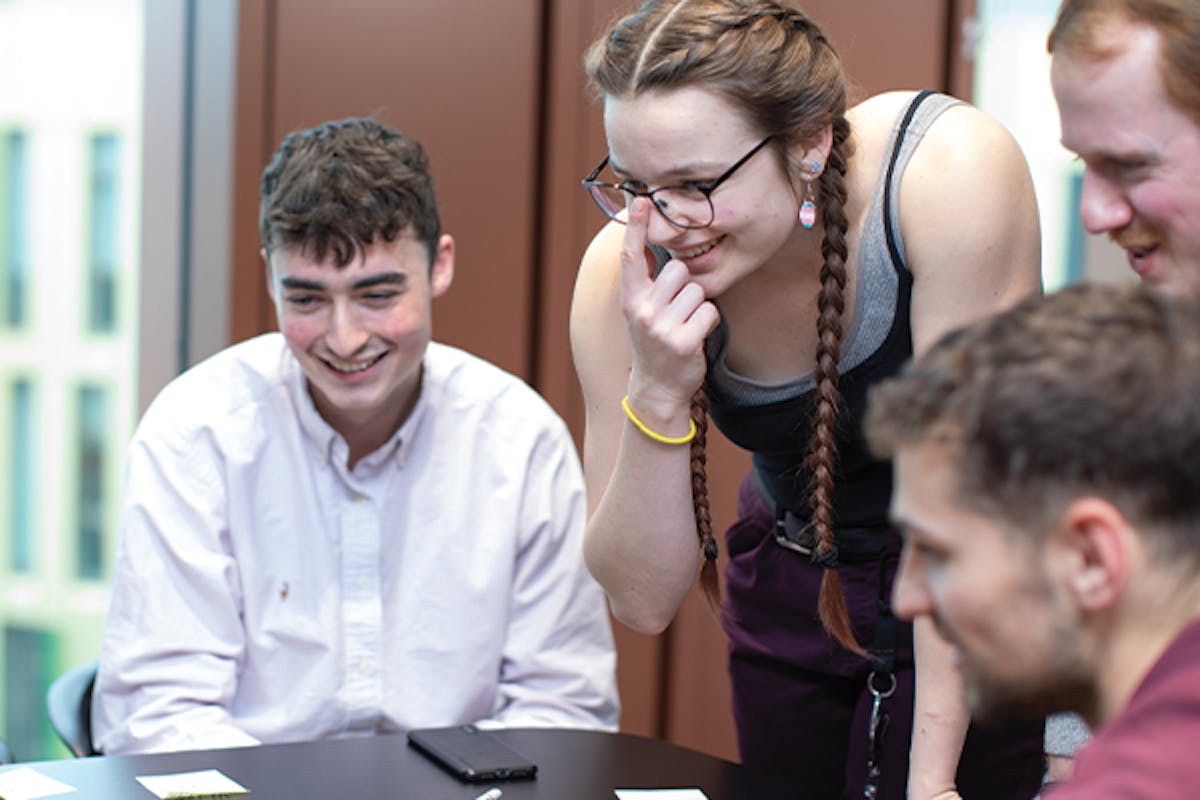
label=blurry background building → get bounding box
[0,0,142,760]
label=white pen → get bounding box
[472,789,502,800]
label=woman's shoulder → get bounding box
[571,221,625,349]
[580,219,625,267]
[575,221,624,305]
[847,90,1003,143]
[848,90,1022,183]
[847,90,922,131]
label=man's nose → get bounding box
[1078,169,1133,235]
[326,301,369,356]
[890,544,931,622]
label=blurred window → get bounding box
[9,379,34,573]
[86,133,121,334]
[1,130,27,328]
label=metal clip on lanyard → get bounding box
[863,670,897,799]
[863,544,899,800]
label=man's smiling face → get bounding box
[1053,20,1200,298]
[267,232,453,441]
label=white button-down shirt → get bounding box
[93,334,618,754]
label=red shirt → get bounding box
[1050,618,1200,799]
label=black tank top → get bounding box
[705,91,959,531]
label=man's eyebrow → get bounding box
[279,272,407,292]
[1061,137,1164,164]
[888,510,921,538]
[280,276,325,292]
[352,272,407,290]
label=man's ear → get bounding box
[1055,497,1133,612]
[430,234,455,299]
[262,247,276,302]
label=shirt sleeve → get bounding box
[476,417,619,731]
[91,405,260,755]
[1045,712,1090,758]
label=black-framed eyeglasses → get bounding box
[581,136,774,230]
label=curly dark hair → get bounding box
[259,117,441,267]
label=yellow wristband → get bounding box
[621,395,697,445]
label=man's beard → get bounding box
[960,624,1097,725]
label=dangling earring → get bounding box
[799,161,820,229]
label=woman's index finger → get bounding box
[619,198,657,294]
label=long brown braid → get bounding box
[807,115,861,655]
[587,0,861,650]
[689,387,718,604]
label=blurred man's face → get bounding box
[890,441,1093,721]
[1052,20,1200,298]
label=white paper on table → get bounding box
[614,790,709,800]
[0,766,76,800]
[135,769,249,799]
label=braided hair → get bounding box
[586,0,863,653]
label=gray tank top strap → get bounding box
[840,90,963,371]
[876,90,964,276]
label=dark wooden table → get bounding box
[0,729,802,799]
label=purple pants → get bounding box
[721,473,1044,800]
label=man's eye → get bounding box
[1102,158,1152,180]
[286,295,320,308]
[911,539,946,565]
[363,291,399,303]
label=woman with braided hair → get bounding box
[570,1,1046,798]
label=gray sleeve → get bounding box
[1044,712,1091,757]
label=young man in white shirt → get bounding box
[92,118,618,754]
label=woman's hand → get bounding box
[619,198,720,416]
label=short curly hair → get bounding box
[259,117,441,267]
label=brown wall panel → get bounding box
[948,0,978,101]
[811,0,950,99]
[233,0,545,381]
[231,0,275,343]
[535,0,611,438]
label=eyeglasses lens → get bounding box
[587,183,713,229]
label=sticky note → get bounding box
[0,766,76,800]
[135,769,249,799]
[614,790,709,800]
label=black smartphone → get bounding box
[407,725,538,782]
